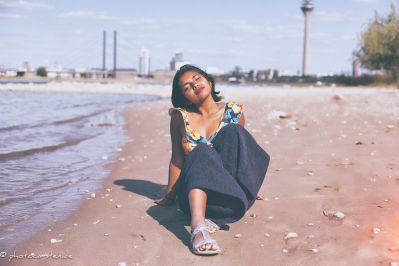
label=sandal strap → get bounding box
[205,219,220,231]
[191,225,217,250]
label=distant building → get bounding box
[256,69,278,81]
[170,51,190,71]
[139,47,150,77]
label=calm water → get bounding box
[0,90,161,250]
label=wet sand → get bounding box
[5,86,399,266]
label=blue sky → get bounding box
[0,0,397,75]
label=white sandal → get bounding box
[191,225,221,255]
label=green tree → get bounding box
[36,67,47,77]
[359,3,399,81]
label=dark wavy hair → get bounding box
[171,64,222,108]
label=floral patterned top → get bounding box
[169,101,243,155]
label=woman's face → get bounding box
[179,71,212,106]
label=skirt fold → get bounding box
[177,124,270,225]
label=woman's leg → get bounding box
[188,188,219,252]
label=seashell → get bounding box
[104,233,109,236]
[118,262,127,266]
[90,193,96,198]
[390,262,399,266]
[234,234,242,238]
[92,220,100,225]
[307,171,314,176]
[372,227,381,235]
[73,223,78,226]
[264,233,271,237]
[284,232,298,240]
[323,210,345,220]
[296,161,304,165]
[118,157,126,161]
[116,204,122,208]
[101,155,108,160]
[334,211,345,219]
[106,188,111,192]
[387,125,394,129]
[50,238,62,244]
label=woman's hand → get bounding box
[154,192,176,206]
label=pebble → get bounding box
[118,157,126,161]
[118,262,127,266]
[307,223,314,227]
[387,125,394,129]
[50,238,62,244]
[106,188,111,192]
[284,232,298,240]
[116,204,122,208]
[282,248,288,253]
[267,216,273,220]
[307,171,314,176]
[90,193,96,198]
[264,233,271,237]
[390,262,399,266]
[101,155,108,160]
[296,161,304,165]
[234,234,242,238]
[104,233,109,236]
[73,223,78,227]
[92,220,100,225]
[250,213,257,218]
[109,199,114,202]
[311,248,319,253]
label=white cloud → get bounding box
[0,13,26,19]
[0,0,52,10]
[59,10,156,27]
[59,11,115,21]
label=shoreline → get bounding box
[4,87,399,265]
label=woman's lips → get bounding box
[195,86,204,94]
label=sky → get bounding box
[0,0,397,75]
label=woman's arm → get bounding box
[238,112,245,128]
[155,110,185,205]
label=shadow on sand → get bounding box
[114,179,191,247]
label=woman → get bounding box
[155,64,270,256]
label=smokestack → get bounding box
[102,30,106,78]
[113,30,117,78]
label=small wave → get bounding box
[0,109,111,133]
[0,136,93,161]
[52,109,111,126]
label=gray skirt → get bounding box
[177,123,270,225]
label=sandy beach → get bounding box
[3,84,399,266]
